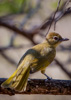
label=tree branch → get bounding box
[55,59,71,78]
[0,20,37,45]
[0,52,17,65]
[0,78,71,95]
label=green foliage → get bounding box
[0,0,30,16]
[51,0,63,10]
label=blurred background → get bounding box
[0,0,71,99]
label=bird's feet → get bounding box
[28,78,31,81]
[47,76,52,80]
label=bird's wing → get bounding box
[17,44,55,74]
[17,46,41,67]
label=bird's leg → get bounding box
[43,73,52,80]
[41,69,52,80]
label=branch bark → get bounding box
[0,78,71,95]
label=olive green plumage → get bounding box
[1,32,69,92]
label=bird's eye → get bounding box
[53,36,59,40]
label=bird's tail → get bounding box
[1,66,30,92]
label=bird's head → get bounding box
[46,32,69,48]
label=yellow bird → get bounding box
[1,32,69,92]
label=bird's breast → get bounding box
[30,47,56,73]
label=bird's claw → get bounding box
[47,77,52,80]
[28,78,31,81]
[45,77,52,82]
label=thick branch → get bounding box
[0,78,71,95]
[0,20,37,45]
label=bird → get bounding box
[1,32,69,92]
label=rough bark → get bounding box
[0,78,71,96]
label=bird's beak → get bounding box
[60,38,69,42]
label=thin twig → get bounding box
[45,0,61,36]
[54,0,71,27]
[54,0,61,30]
[39,0,71,31]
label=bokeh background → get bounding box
[0,0,71,100]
